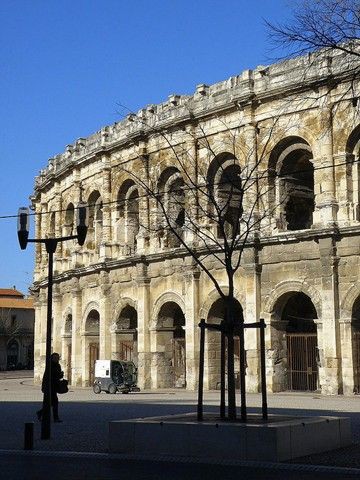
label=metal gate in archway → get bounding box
[353,331,360,393]
[286,333,318,391]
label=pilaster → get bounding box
[183,264,200,390]
[318,235,342,394]
[71,277,83,386]
[135,260,151,389]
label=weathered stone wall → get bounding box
[31,49,360,394]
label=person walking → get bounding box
[36,352,64,423]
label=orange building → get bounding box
[0,288,34,370]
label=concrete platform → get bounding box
[109,413,352,462]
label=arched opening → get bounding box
[117,180,140,254]
[84,309,100,385]
[7,339,19,370]
[157,168,185,248]
[351,296,360,393]
[49,212,56,238]
[271,292,318,391]
[63,204,75,257]
[269,137,314,231]
[346,125,360,221]
[206,297,243,390]
[62,313,72,384]
[87,191,102,251]
[114,305,138,364]
[155,301,186,388]
[207,154,242,239]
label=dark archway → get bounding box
[269,137,314,231]
[116,305,138,364]
[272,292,318,391]
[156,301,186,388]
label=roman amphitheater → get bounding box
[31,49,360,395]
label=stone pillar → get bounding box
[136,262,151,389]
[99,273,112,359]
[335,153,353,225]
[242,246,262,393]
[71,278,83,386]
[137,144,151,254]
[183,129,198,245]
[71,173,83,268]
[339,317,354,395]
[100,156,112,260]
[52,284,63,355]
[267,319,288,392]
[318,236,342,394]
[242,122,259,229]
[184,266,200,390]
[313,105,338,225]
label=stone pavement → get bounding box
[1,375,360,476]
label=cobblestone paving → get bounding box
[1,376,359,468]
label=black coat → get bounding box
[41,361,63,394]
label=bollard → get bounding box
[24,422,34,450]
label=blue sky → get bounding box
[0,0,290,292]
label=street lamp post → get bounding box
[18,204,88,440]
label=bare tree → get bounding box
[116,111,301,420]
[266,0,360,61]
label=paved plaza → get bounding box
[1,373,360,478]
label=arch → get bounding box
[84,309,100,335]
[157,167,181,193]
[87,190,103,250]
[113,297,137,323]
[82,301,100,330]
[268,136,314,231]
[117,179,140,251]
[151,292,185,328]
[156,168,185,248]
[199,287,245,320]
[264,280,322,320]
[341,283,360,319]
[64,203,75,235]
[207,153,242,238]
[117,304,138,330]
[62,310,72,336]
[346,124,360,154]
[267,288,320,392]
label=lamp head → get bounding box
[17,207,29,250]
[76,202,88,246]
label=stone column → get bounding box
[313,105,338,225]
[242,122,259,229]
[100,155,112,260]
[137,147,150,254]
[135,261,151,389]
[334,153,353,225]
[71,278,83,386]
[183,128,198,245]
[339,317,354,395]
[242,246,262,393]
[318,236,342,394]
[52,284,63,355]
[184,266,200,390]
[99,273,112,359]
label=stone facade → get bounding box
[32,49,360,395]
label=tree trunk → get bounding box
[225,297,236,420]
